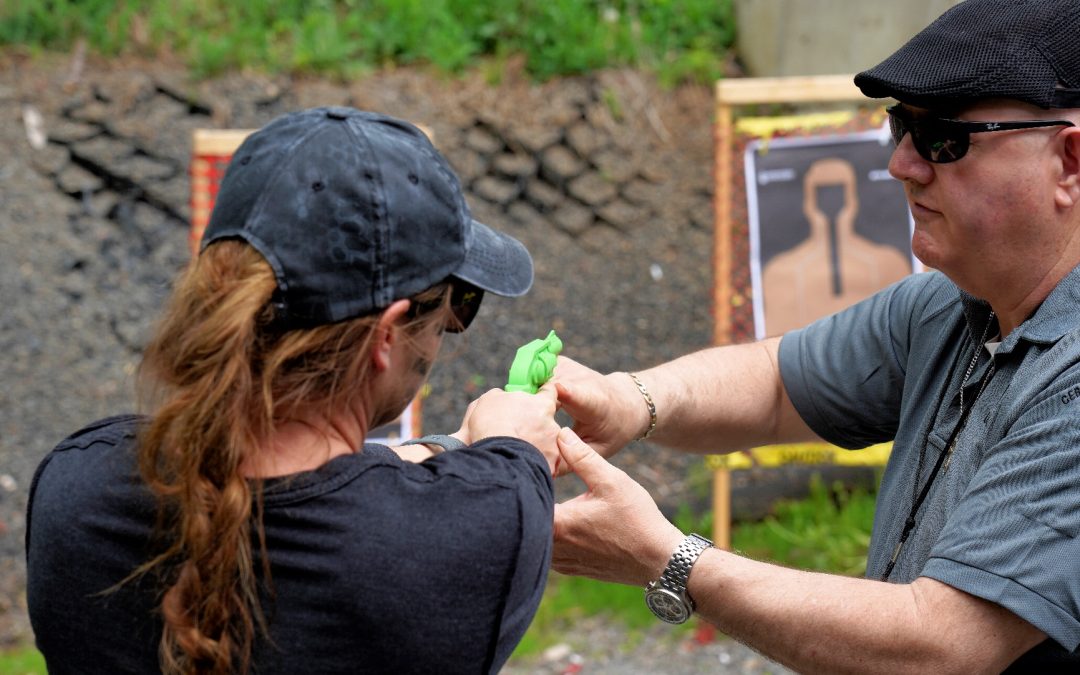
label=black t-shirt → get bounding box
[26,415,554,674]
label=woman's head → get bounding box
[140,240,457,439]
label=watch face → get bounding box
[645,587,690,624]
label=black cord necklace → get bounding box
[880,311,997,582]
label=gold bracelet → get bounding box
[627,372,657,440]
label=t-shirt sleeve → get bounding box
[778,272,950,449]
[466,437,553,669]
[922,358,1080,651]
[414,436,553,673]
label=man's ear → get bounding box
[372,299,412,373]
[1055,126,1080,209]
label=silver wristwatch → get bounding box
[644,533,713,624]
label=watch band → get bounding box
[657,533,712,594]
[646,533,712,623]
[401,434,467,452]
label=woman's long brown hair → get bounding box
[133,240,451,674]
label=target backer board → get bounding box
[711,75,916,547]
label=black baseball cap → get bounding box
[855,0,1080,110]
[201,107,533,328]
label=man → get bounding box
[551,0,1080,670]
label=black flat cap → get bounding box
[855,0,1080,109]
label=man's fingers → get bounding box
[557,427,611,487]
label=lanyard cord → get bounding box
[879,359,995,582]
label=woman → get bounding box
[26,107,559,674]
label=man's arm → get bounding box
[551,428,1047,674]
[554,337,818,458]
[689,551,1045,674]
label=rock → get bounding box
[465,126,503,155]
[593,148,640,184]
[540,145,585,185]
[524,178,562,212]
[472,176,520,206]
[448,148,488,184]
[598,199,643,231]
[493,152,537,178]
[47,118,100,144]
[567,171,617,207]
[71,135,132,172]
[510,125,561,153]
[566,122,609,157]
[552,201,594,236]
[55,164,104,195]
[30,144,69,176]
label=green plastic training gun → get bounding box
[505,330,563,394]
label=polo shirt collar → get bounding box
[959,262,1080,352]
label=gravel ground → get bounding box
[0,51,806,673]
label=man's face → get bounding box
[888,99,1072,298]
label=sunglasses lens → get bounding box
[446,283,483,333]
[888,113,907,147]
[886,107,968,164]
[918,128,968,163]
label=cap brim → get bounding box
[452,219,534,297]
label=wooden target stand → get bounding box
[711,74,883,549]
[189,125,434,444]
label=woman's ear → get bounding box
[372,299,412,372]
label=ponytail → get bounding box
[132,241,454,674]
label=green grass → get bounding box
[731,475,876,577]
[0,644,45,675]
[512,474,877,658]
[0,0,735,85]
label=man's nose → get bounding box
[888,135,933,185]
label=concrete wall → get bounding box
[734,0,963,77]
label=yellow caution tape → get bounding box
[706,442,892,470]
[736,111,858,153]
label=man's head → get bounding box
[855,0,1080,111]
[854,1,1080,310]
[201,106,533,331]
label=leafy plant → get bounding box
[0,0,736,85]
[731,475,875,576]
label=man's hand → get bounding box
[552,427,683,586]
[551,356,650,460]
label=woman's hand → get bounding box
[461,382,561,473]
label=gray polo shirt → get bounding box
[779,266,1080,651]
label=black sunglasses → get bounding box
[407,280,484,333]
[886,104,1075,164]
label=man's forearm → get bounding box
[687,548,1045,674]
[636,337,817,453]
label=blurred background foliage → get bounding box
[0,0,736,85]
